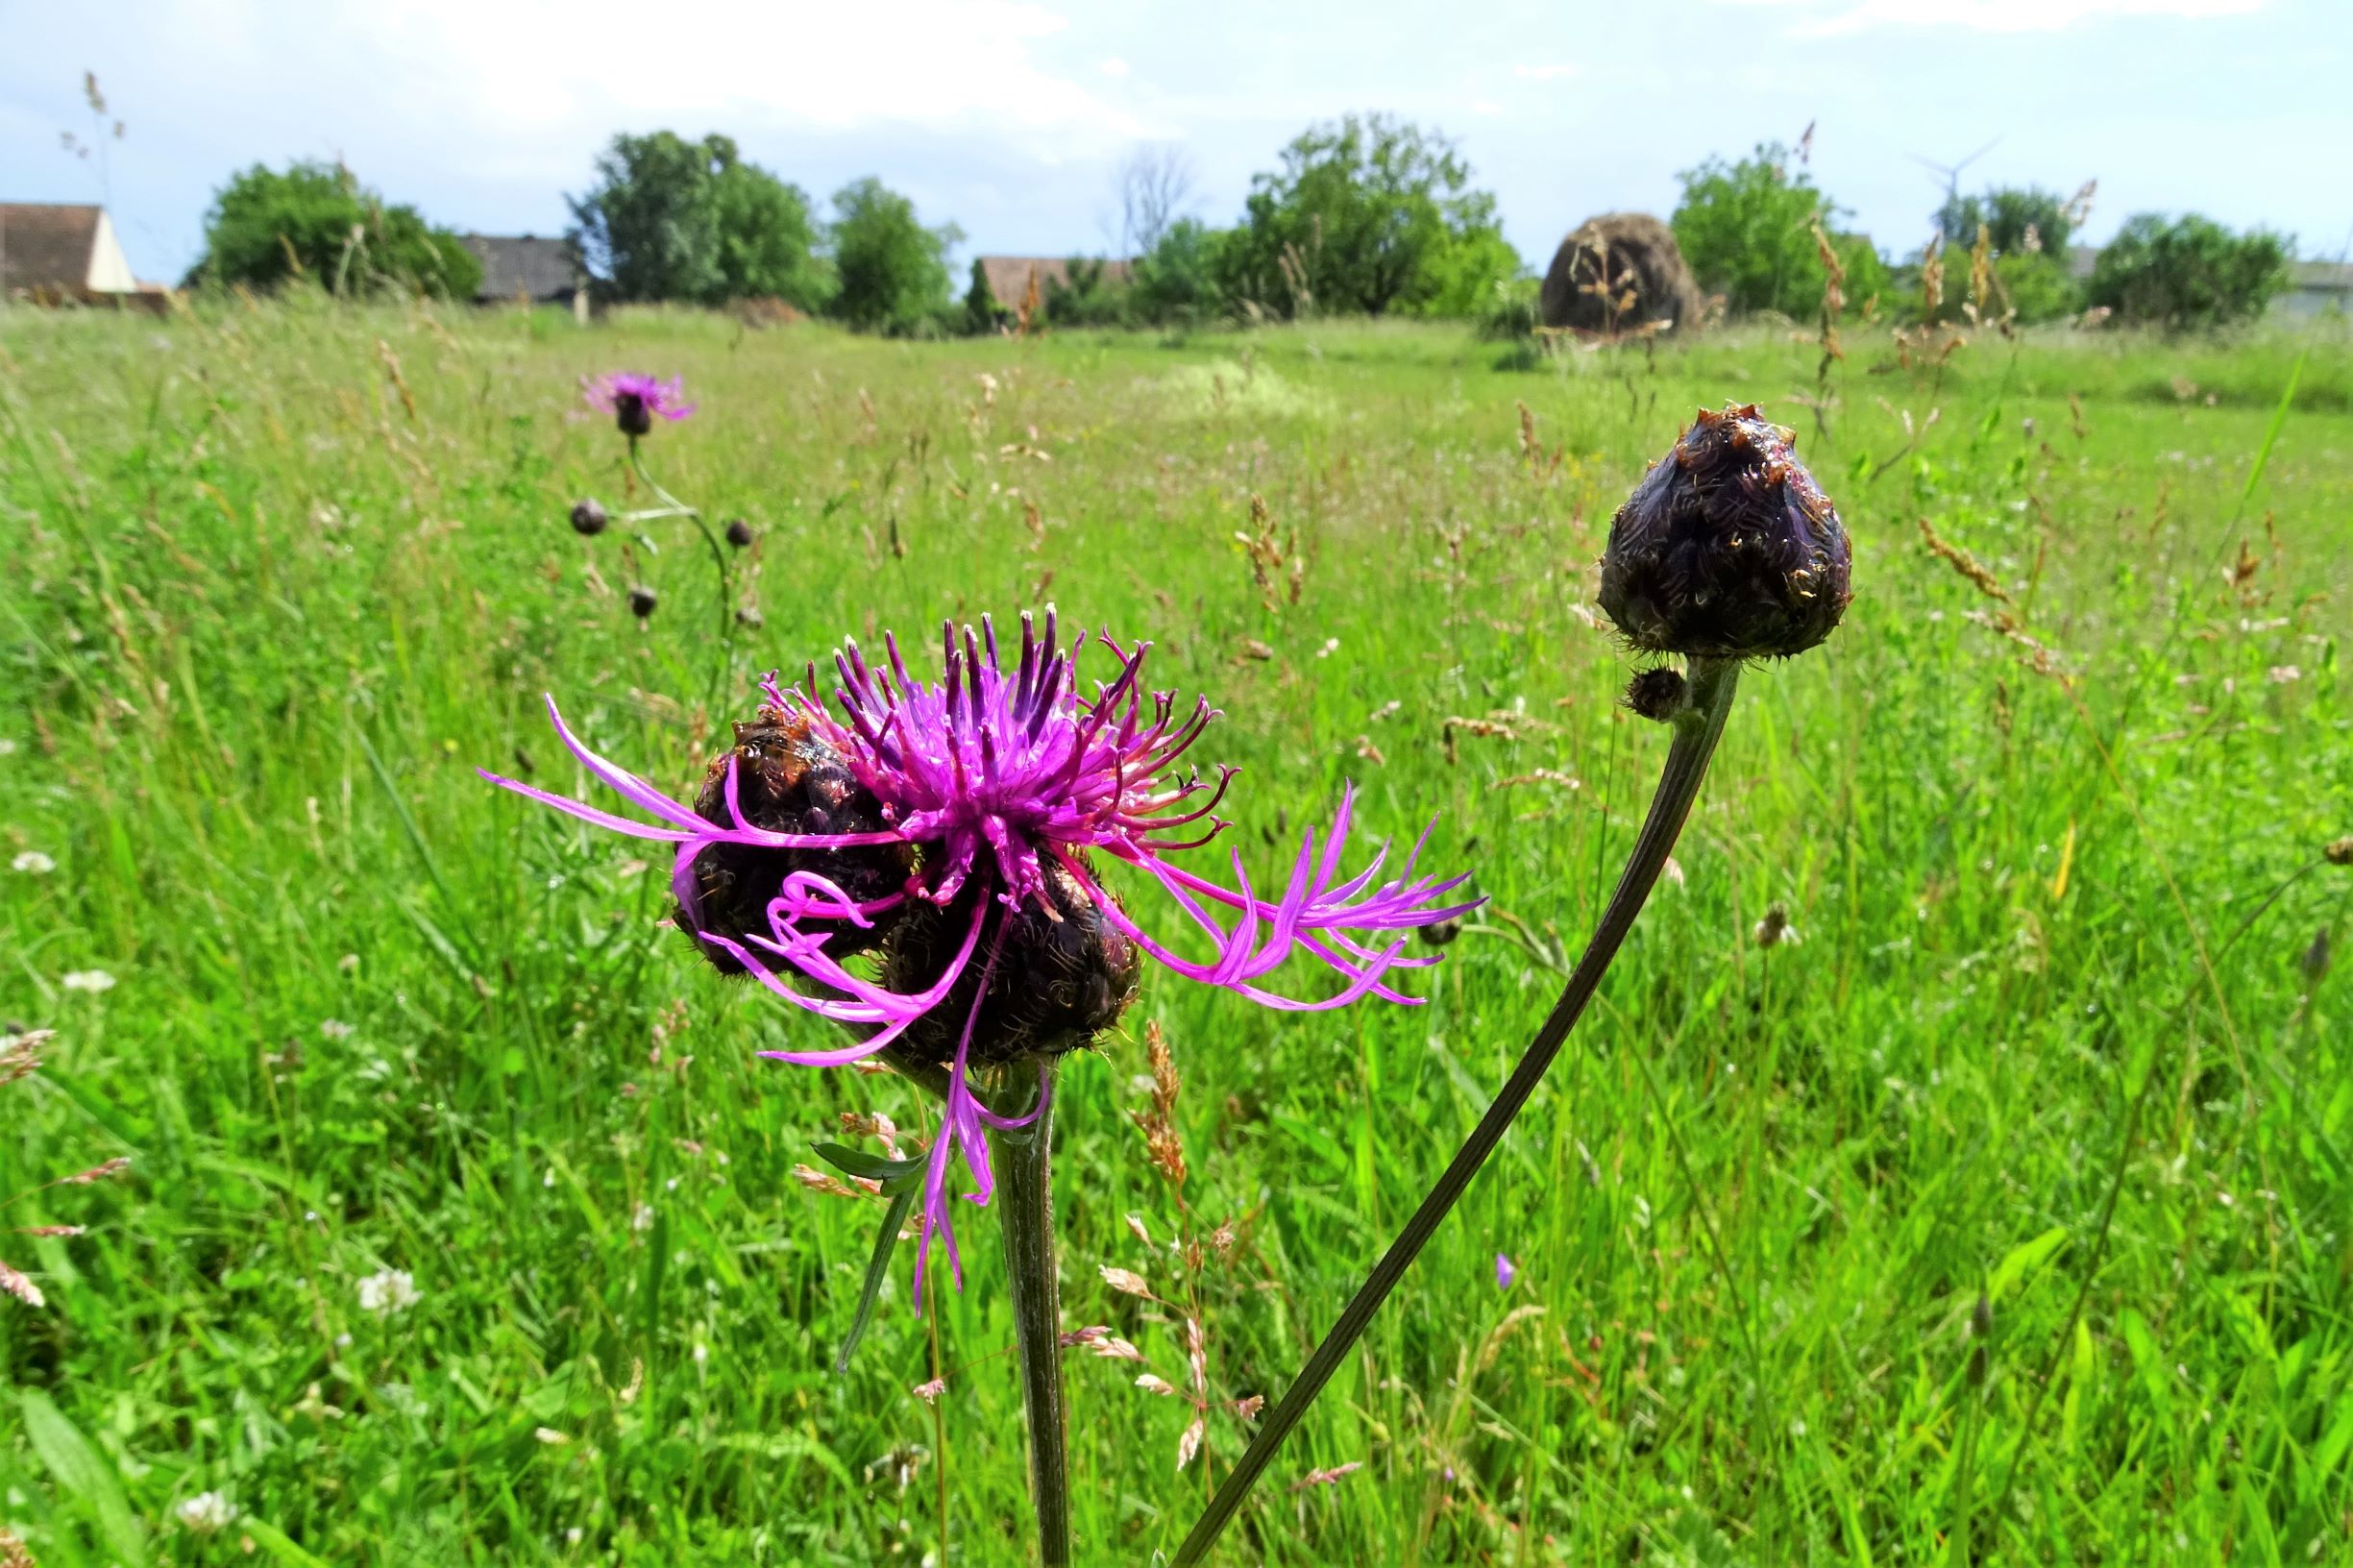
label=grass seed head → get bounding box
[1600,404,1852,661]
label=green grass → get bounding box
[2,296,2349,1566]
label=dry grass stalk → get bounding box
[1236,494,1304,612]
[1918,517,2013,605]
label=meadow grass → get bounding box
[1,297,2348,1565]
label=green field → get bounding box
[2,299,2349,1565]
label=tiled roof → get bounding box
[0,204,101,292]
[459,234,581,301]
[975,256,1133,310]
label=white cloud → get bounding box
[1470,99,1504,115]
[352,0,1144,135]
[1731,0,2264,33]
[1101,56,1131,77]
[1511,63,1580,80]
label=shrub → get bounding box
[1131,220,1230,326]
[188,162,480,299]
[1474,276,1542,342]
[2087,214,2292,331]
[1042,258,1133,329]
[1936,185,2077,260]
[1218,114,1514,318]
[1672,143,1884,320]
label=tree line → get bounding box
[183,122,2300,334]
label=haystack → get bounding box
[1539,212,1704,336]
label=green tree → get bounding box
[187,161,481,298]
[826,178,960,335]
[1219,114,1515,317]
[568,133,829,308]
[709,155,832,306]
[2086,213,2292,331]
[966,258,1012,333]
[1936,184,2075,259]
[1672,142,1885,319]
[1131,219,1230,325]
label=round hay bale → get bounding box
[1540,212,1704,336]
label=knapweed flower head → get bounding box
[1600,404,1851,661]
[485,608,1477,1295]
[582,372,696,437]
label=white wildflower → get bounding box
[177,1491,238,1531]
[319,1018,355,1041]
[61,969,116,993]
[12,851,55,875]
[356,1268,420,1315]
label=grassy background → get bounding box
[1,299,2348,1565]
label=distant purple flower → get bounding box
[582,372,695,436]
[485,608,1477,1297]
[1495,1252,1516,1290]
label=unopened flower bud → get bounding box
[1600,405,1851,661]
[571,499,609,536]
[736,605,766,630]
[613,390,652,438]
[724,518,755,549]
[2301,926,2331,986]
[681,710,912,974]
[2326,836,2353,867]
[628,586,658,620]
[1968,1292,1993,1389]
[1623,667,1688,723]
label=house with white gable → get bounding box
[0,204,143,302]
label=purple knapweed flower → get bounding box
[484,608,1477,1297]
[582,372,696,437]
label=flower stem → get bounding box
[625,434,735,713]
[993,1061,1070,1567]
[1173,656,1742,1564]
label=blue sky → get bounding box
[3,0,2345,284]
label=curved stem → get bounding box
[993,1061,1070,1566]
[626,434,735,713]
[1173,657,1742,1564]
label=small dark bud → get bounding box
[680,709,913,974]
[627,586,658,620]
[570,499,609,536]
[1623,667,1689,723]
[1968,1293,1993,1390]
[882,857,1140,1069]
[736,605,766,630]
[1600,404,1852,660]
[613,390,652,438]
[2301,926,2331,986]
[2326,836,2353,867]
[1419,915,1464,947]
[724,518,755,549]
